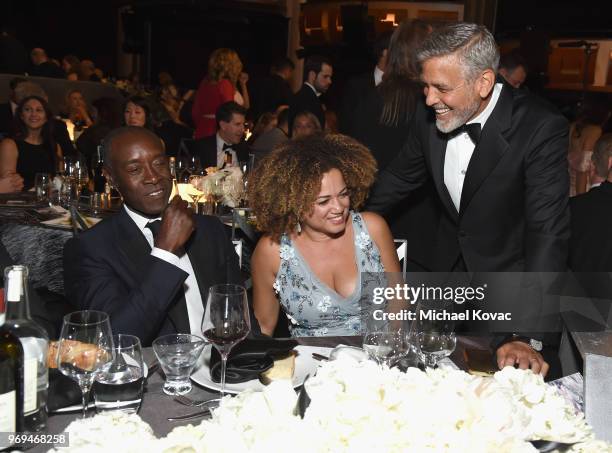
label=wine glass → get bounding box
[188,175,205,214]
[413,301,457,369]
[362,329,405,367]
[57,310,114,418]
[201,284,250,399]
[74,161,90,201]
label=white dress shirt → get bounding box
[304,82,322,97]
[215,133,238,168]
[123,205,204,335]
[374,66,384,87]
[444,83,503,212]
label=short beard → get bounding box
[435,96,481,134]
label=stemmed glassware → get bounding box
[201,284,250,399]
[413,300,457,369]
[188,175,205,214]
[57,311,114,418]
[362,328,406,367]
[74,160,90,201]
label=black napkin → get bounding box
[47,369,85,411]
[209,337,298,384]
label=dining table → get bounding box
[31,335,488,452]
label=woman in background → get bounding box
[291,111,322,139]
[0,96,62,190]
[123,96,154,130]
[192,48,250,139]
[249,134,400,337]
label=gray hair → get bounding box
[416,22,499,81]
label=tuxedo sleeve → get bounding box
[365,103,430,214]
[523,114,570,271]
[63,236,189,342]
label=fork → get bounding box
[174,395,220,407]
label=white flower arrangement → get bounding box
[48,361,612,453]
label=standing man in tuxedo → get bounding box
[192,101,250,168]
[63,127,244,345]
[249,57,295,121]
[288,55,332,132]
[339,30,392,134]
[569,134,612,271]
[367,23,570,374]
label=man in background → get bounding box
[339,31,392,134]
[29,48,65,79]
[569,134,612,271]
[288,55,332,131]
[498,50,528,89]
[250,57,294,121]
[193,101,250,168]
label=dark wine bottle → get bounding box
[0,329,24,449]
[93,145,107,193]
[0,266,48,432]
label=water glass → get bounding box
[60,176,76,207]
[35,173,51,203]
[415,332,457,369]
[89,192,103,216]
[152,334,205,395]
[93,334,144,414]
[57,310,114,418]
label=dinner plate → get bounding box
[190,345,331,394]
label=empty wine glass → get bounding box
[362,329,405,367]
[152,334,205,396]
[57,311,114,418]
[202,284,250,399]
[413,300,457,369]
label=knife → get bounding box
[167,408,212,421]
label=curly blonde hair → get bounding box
[248,133,377,241]
[207,48,242,85]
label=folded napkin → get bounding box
[209,337,298,384]
[47,369,84,411]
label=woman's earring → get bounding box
[296,221,302,234]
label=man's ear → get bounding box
[476,68,495,99]
[306,70,316,84]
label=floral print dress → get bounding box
[273,212,385,337]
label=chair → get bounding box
[394,239,408,279]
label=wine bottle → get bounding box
[169,156,179,198]
[0,266,48,432]
[0,329,24,449]
[93,145,107,193]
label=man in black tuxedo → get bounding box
[339,31,391,135]
[191,101,250,168]
[63,127,243,345]
[288,55,332,132]
[569,134,612,271]
[367,23,570,375]
[249,57,294,121]
[28,48,65,79]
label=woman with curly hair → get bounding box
[249,134,400,337]
[192,48,250,139]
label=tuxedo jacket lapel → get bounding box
[114,209,190,335]
[459,86,513,217]
[429,126,459,221]
[185,228,213,318]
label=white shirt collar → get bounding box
[467,83,503,127]
[374,66,384,86]
[123,204,160,232]
[304,82,321,97]
[215,133,225,153]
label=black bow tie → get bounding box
[451,123,481,145]
[145,220,162,237]
[222,143,234,151]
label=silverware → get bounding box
[293,374,311,418]
[167,408,211,421]
[311,353,329,361]
[174,395,214,407]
